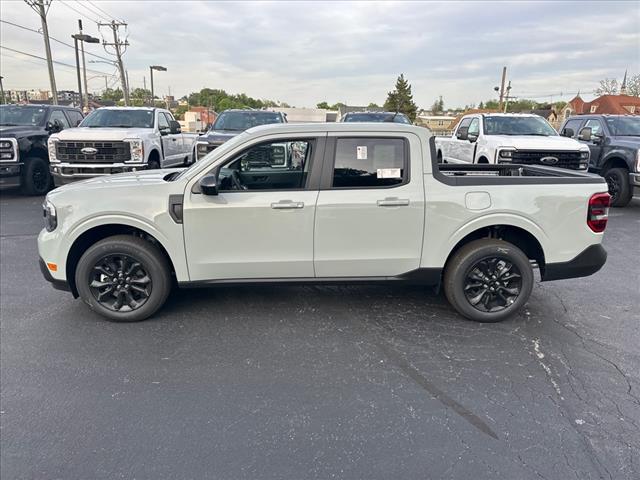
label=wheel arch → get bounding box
[65,223,178,298]
[601,156,629,172]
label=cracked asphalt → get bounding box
[1,191,638,479]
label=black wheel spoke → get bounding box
[88,253,152,313]
[464,255,522,313]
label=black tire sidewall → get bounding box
[445,240,534,323]
[21,157,51,196]
[75,236,170,322]
[604,168,631,207]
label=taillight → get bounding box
[587,192,610,233]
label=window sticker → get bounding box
[377,168,402,179]
[356,146,367,160]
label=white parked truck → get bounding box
[435,113,590,170]
[38,123,610,323]
[48,107,198,186]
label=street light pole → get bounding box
[72,36,83,109]
[149,65,167,107]
[72,27,100,113]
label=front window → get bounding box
[0,105,47,126]
[483,116,558,136]
[218,139,313,190]
[344,112,411,124]
[79,109,155,128]
[212,111,284,132]
[605,116,640,136]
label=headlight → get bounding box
[580,150,590,159]
[43,200,57,232]
[124,138,144,163]
[0,138,18,162]
[48,137,59,163]
[498,149,515,161]
[0,141,12,149]
[197,141,210,156]
[636,149,640,172]
[579,149,590,169]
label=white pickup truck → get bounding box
[436,113,590,170]
[38,123,610,323]
[48,107,198,186]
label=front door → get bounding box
[581,119,605,168]
[183,136,322,281]
[449,117,473,163]
[158,112,181,166]
[314,134,425,277]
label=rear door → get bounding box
[158,112,181,166]
[313,133,425,277]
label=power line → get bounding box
[85,0,121,22]
[69,0,111,23]
[0,45,114,76]
[0,19,115,63]
[57,0,101,24]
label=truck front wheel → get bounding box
[21,157,51,196]
[443,239,533,322]
[603,167,632,207]
[75,235,171,322]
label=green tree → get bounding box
[174,104,190,120]
[383,74,417,121]
[595,78,618,96]
[101,88,123,101]
[484,100,499,109]
[316,101,330,109]
[430,96,444,114]
[367,102,381,109]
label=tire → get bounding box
[147,155,161,170]
[444,239,534,323]
[603,168,632,207]
[21,157,51,196]
[75,235,171,322]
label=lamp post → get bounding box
[149,65,167,107]
[0,76,5,104]
[72,26,100,111]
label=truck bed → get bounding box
[435,163,605,185]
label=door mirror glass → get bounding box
[578,127,592,142]
[45,120,62,133]
[456,126,469,141]
[468,133,478,143]
[561,127,574,138]
[169,120,181,134]
[199,174,218,195]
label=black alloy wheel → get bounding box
[463,256,522,313]
[89,254,152,312]
[605,172,621,204]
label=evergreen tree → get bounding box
[384,74,417,121]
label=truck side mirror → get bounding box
[561,127,574,138]
[46,120,63,133]
[468,132,478,143]
[578,127,592,142]
[456,126,469,141]
[199,174,218,195]
[169,120,181,134]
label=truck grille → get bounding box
[511,150,582,169]
[56,141,131,163]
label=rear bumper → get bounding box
[39,257,71,292]
[0,163,22,189]
[541,244,607,281]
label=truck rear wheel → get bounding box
[603,168,632,207]
[75,235,171,322]
[444,239,533,322]
[21,157,51,196]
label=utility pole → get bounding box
[99,21,130,105]
[25,0,57,104]
[79,20,89,112]
[503,81,513,113]
[0,76,5,104]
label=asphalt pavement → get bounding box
[1,191,639,479]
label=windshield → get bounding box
[605,117,640,136]
[344,112,411,124]
[0,105,47,126]
[484,116,558,136]
[212,111,283,131]
[173,131,250,181]
[79,109,155,128]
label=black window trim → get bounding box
[319,136,411,191]
[209,136,326,193]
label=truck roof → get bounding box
[97,106,158,111]
[244,122,427,136]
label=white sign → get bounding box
[377,168,402,179]
[356,146,367,160]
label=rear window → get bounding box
[332,138,407,188]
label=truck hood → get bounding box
[491,135,586,150]
[47,168,180,199]
[199,129,240,144]
[0,125,46,138]
[53,127,153,141]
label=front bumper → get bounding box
[0,163,22,189]
[51,162,146,186]
[39,257,71,292]
[630,172,640,193]
[541,244,607,281]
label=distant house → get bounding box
[416,114,457,135]
[446,108,500,132]
[522,106,559,129]
[561,91,640,120]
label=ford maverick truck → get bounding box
[560,114,640,207]
[0,104,83,194]
[38,123,609,323]
[436,113,590,170]
[48,106,197,186]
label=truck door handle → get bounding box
[377,198,409,207]
[271,201,304,209]
[171,138,177,142]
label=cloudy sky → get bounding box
[1,0,638,108]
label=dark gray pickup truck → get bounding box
[560,115,640,206]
